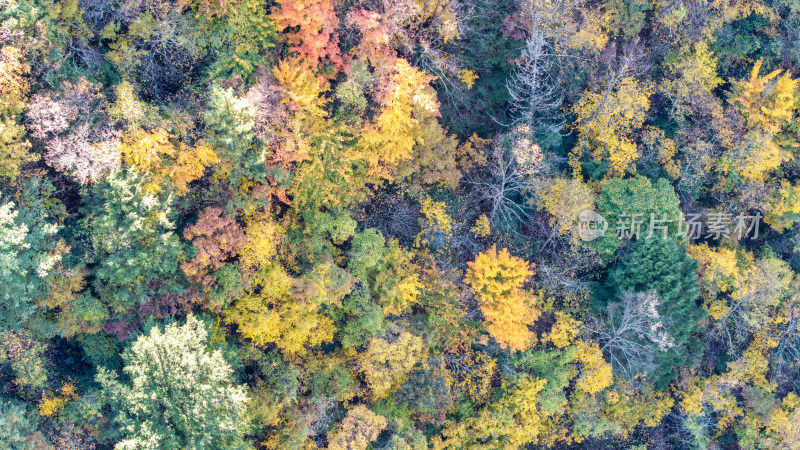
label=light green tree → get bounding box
[0,201,63,331]
[97,315,250,450]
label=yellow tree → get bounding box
[223,265,335,356]
[660,42,723,120]
[360,58,437,180]
[725,60,799,183]
[121,129,219,194]
[0,45,37,178]
[534,177,596,243]
[465,245,540,351]
[764,181,800,232]
[326,405,387,450]
[571,77,651,177]
[433,374,551,449]
[357,332,426,399]
[767,393,800,449]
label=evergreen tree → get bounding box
[97,315,250,449]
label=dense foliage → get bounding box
[1,0,800,448]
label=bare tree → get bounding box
[586,290,674,379]
[466,129,548,233]
[506,0,565,135]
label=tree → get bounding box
[121,129,219,195]
[0,44,37,178]
[586,290,674,379]
[103,3,206,99]
[594,176,683,254]
[0,330,49,391]
[0,398,39,449]
[766,393,800,449]
[83,170,185,313]
[360,58,437,180]
[0,201,64,332]
[269,0,342,72]
[240,347,300,429]
[97,315,249,449]
[181,207,247,310]
[224,265,335,356]
[723,59,799,183]
[433,374,551,449]
[505,0,564,137]
[707,254,796,353]
[27,80,121,184]
[326,405,387,450]
[199,0,277,81]
[358,332,426,399]
[764,180,800,232]
[397,365,453,418]
[533,177,596,244]
[571,77,652,178]
[660,42,723,120]
[604,237,704,385]
[465,245,540,351]
[204,86,265,186]
[468,128,541,233]
[350,233,422,316]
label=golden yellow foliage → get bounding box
[466,245,539,351]
[0,45,37,178]
[0,46,30,116]
[603,379,674,432]
[327,404,388,450]
[122,128,173,173]
[545,312,582,349]
[457,69,478,89]
[224,265,334,356]
[725,347,774,393]
[677,373,742,426]
[238,214,285,270]
[358,332,425,399]
[725,60,799,182]
[420,197,453,235]
[571,77,652,177]
[765,181,800,232]
[38,382,78,417]
[687,243,743,299]
[455,351,497,404]
[470,214,491,238]
[273,57,329,120]
[466,245,531,299]
[168,143,220,194]
[361,58,436,180]
[415,197,454,248]
[661,42,723,119]
[731,60,798,134]
[572,340,613,394]
[768,393,800,449]
[567,7,610,52]
[534,178,596,239]
[121,129,219,194]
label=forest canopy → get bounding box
[1,0,800,448]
